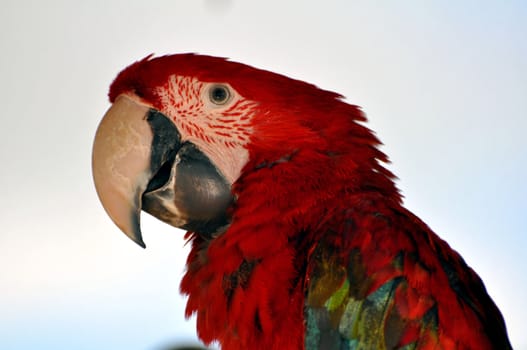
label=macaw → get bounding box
[92,54,512,350]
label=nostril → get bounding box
[134,89,144,98]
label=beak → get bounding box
[92,95,233,248]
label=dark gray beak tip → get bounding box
[126,230,146,248]
[129,214,146,248]
[136,239,147,249]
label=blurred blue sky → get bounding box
[0,1,525,349]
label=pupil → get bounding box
[212,87,227,102]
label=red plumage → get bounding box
[108,54,511,349]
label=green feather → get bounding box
[325,279,350,312]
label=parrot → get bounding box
[92,53,512,350]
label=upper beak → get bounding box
[92,95,168,247]
[92,94,233,248]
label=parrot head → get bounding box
[92,53,395,247]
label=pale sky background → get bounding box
[1,1,526,349]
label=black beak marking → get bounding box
[141,109,234,240]
[145,109,181,193]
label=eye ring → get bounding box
[209,84,231,105]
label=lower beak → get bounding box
[92,95,233,247]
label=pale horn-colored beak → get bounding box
[92,95,154,248]
[93,94,234,247]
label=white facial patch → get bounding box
[154,75,258,185]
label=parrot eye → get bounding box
[209,85,231,105]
